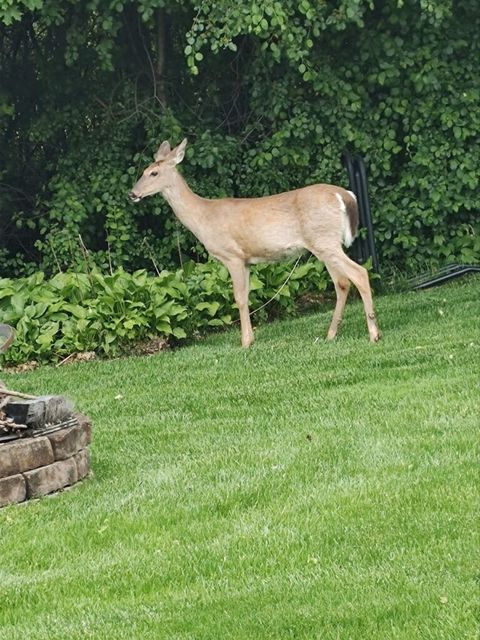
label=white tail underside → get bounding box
[336,192,355,248]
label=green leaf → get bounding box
[195,301,221,316]
[156,321,172,335]
[172,327,187,339]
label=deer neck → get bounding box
[162,170,210,239]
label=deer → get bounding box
[129,138,380,348]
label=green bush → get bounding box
[0,259,328,365]
[0,1,478,278]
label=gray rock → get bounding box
[47,421,91,461]
[5,396,73,429]
[74,449,90,480]
[0,474,26,507]
[0,437,54,478]
[24,458,78,499]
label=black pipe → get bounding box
[341,151,379,272]
[408,264,480,289]
[353,156,379,273]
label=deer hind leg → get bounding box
[324,268,351,340]
[224,259,254,348]
[315,249,380,342]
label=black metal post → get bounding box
[341,151,379,273]
[354,156,379,273]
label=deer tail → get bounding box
[337,190,359,248]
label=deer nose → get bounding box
[128,191,141,203]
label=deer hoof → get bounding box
[241,334,255,348]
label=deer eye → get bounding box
[150,171,158,177]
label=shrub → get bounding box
[1,1,479,278]
[0,259,328,365]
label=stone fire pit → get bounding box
[0,395,92,507]
[0,323,92,507]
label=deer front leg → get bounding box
[224,260,254,348]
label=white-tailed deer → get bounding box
[129,139,380,347]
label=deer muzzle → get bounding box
[128,191,142,203]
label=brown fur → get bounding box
[130,139,380,347]
[344,191,359,241]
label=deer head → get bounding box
[129,138,187,202]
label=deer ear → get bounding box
[154,140,171,161]
[172,138,187,165]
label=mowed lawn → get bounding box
[0,276,478,640]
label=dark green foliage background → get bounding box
[1,0,479,277]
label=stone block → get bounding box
[5,395,73,429]
[0,474,26,507]
[74,449,90,480]
[0,436,54,478]
[76,413,92,445]
[47,421,91,461]
[24,458,78,499]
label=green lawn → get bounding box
[0,276,479,640]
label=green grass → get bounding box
[0,276,479,640]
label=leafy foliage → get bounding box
[0,259,328,364]
[0,0,478,279]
